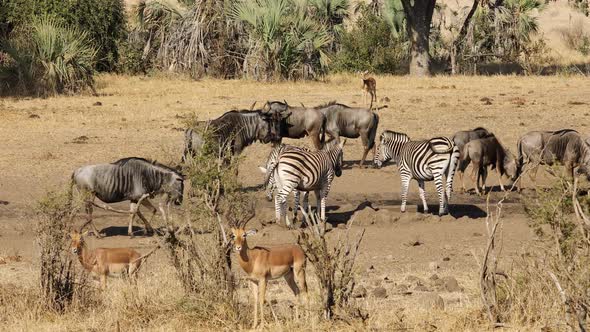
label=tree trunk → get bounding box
[401,0,436,76]
[451,0,480,74]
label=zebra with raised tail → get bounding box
[259,140,345,227]
[374,131,460,216]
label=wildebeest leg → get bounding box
[473,163,481,195]
[128,202,139,237]
[359,130,370,168]
[82,198,103,238]
[311,131,322,150]
[400,174,411,213]
[417,180,429,213]
[140,199,158,220]
[481,167,488,195]
[496,167,505,191]
[136,210,154,236]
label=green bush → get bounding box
[332,6,408,74]
[0,0,125,71]
[0,17,97,96]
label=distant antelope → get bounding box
[228,208,307,328]
[69,231,151,289]
[360,71,377,109]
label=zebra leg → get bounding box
[417,180,429,214]
[315,189,321,218]
[276,186,295,228]
[400,174,411,213]
[301,192,309,225]
[293,191,300,225]
[433,173,447,216]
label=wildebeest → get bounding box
[458,134,518,195]
[72,157,184,238]
[535,130,590,180]
[263,101,326,150]
[182,108,282,163]
[452,127,491,190]
[316,101,379,167]
[516,129,579,183]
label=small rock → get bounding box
[395,284,409,294]
[442,276,461,292]
[417,293,445,310]
[386,254,394,260]
[473,232,483,237]
[380,96,391,103]
[367,265,375,271]
[352,286,367,298]
[28,114,40,119]
[442,257,451,262]
[93,101,102,106]
[429,274,440,281]
[372,287,388,299]
[429,262,439,271]
[404,275,426,287]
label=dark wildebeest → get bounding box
[182,109,282,163]
[316,101,379,168]
[452,127,491,190]
[72,157,184,238]
[262,101,326,150]
[516,129,579,184]
[535,130,590,180]
[458,134,518,195]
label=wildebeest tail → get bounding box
[458,143,471,172]
[368,112,379,150]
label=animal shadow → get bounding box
[326,200,377,226]
[0,200,9,205]
[99,226,154,238]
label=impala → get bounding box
[228,209,307,328]
[69,231,146,289]
[360,70,377,109]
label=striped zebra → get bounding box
[374,131,460,216]
[259,140,345,227]
[259,144,310,224]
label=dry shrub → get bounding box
[35,189,96,312]
[484,174,590,330]
[560,20,590,56]
[297,211,365,321]
[162,126,243,326]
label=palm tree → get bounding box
[307,0,350,49]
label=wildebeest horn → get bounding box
[300,102,306,108]
[250,101,257,111]
[283,99,289,106]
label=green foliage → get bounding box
[0,0,125,71]
[0,16,97,96]
[332,5,408,74]
[231,0,333,81]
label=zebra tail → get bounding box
[367,112,379,150]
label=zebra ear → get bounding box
[258,166,267,174]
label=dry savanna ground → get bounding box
[0,73,589,331]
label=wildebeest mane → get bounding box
[113,157,183,178]
[314,100,350,109]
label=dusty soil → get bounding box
[0,73,588,330]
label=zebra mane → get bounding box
[112,157,182,178]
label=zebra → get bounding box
[374,131,460,216]
[259,144,311,224]
[258,140,345,227]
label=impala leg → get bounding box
[417,180,429,213]
[284,271,300,319]
[259,278,268,328]
[400,175,411,213]
[295,264,308,319]
[250,280,259,328]
[100,274,107,290]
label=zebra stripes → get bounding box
[260,141,345,227]
[374,131,459,216]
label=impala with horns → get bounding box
[263,100,326,150]
[71,157,184,238]
[228,206,307,328]
[182,107,282,163]
[69,231,152,289]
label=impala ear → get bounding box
[258,166,267,174]
[81,230,89,237]
[340,139,347,148]
[245,229,258,236]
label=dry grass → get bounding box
[1,73,590,330]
